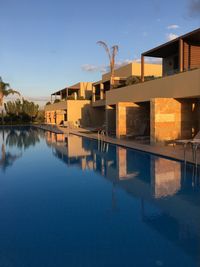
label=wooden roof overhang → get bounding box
[142,28,200,58]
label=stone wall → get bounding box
[150,98,200,144]
[116,102,150,138]
[81,105,105,128]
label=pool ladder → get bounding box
[98,130,109,152]
[98,129,106,141]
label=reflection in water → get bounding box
[0,126,44,171]
[46,132,200,265]
[0,143,22,172]
[0,128,200,266]
[151,158,181,198]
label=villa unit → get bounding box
[45,82,99,127]
[92,61,162,107]
[92,61,162,129]
[105,28,200,143]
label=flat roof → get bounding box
[93,80,102,86]
[142,28,200,58]
[51,82,88,96]
[51,87,80,96]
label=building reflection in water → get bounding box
[46,132,200,264]
[46,132,200,199]
[151,158,181,198]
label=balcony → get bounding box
[106,68,200,105]
[45,100,68,111]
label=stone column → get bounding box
[100,83,104,100]
[116,103,126,138]
[150,98,182,144]
[92,85,96,102]
[141,55,144,82]
[179,39,183,72]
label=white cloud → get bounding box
[166,33,179,41]
[82,57,162,74]
[81,64,107,73]
[82,59,134,73]
[167,24,179,29]
[134,57,162,64]
[115,59,133,69]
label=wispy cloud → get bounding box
[82,57,163,74]
[6,95,49,102]
[25,96,49,102]
[134,58,162,64]
[167,24,179,29]
[188,0,200,17]
[82,59,134,73]
[166,33,179,41]
[5,96,49,108]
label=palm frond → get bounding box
[3,89,20,97]
[97,41,111,62]
[0,82,10,91]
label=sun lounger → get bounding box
[173,131,200,162]
[173,131,200,147]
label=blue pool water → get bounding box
[0,126,199,267]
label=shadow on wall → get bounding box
[80,104,105,128]
[107,106,116,134]
[125,102,150,138]
[179,98,200,139]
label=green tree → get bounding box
[28,101,39,121]
[4,99,40,123]
[22,99,39,122]
[97,41,119,89]
[4,101,17,124]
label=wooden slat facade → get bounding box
[183,41,200,70]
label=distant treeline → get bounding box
[0,99,44,124]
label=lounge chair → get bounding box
[63,121,76,129]
[173,131,200,162]
[173,131,200,147]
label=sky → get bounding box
[0,0,200,103]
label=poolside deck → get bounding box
[64,127,200,166]
[36,125,200,165]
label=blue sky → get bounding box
[0,0,199,101]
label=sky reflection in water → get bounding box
[0,127,200,267]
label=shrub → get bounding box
[126,76,140,86]
[67,95,74,100]
[54,99,60,103]
[77,96,84,100]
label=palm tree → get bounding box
[0,77,20,124]
[97,41,119,89]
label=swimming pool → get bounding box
[0,126,199,267]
